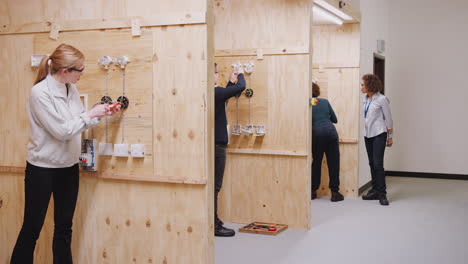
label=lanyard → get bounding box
[364,98,372,118]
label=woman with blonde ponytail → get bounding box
[10,44,120,264]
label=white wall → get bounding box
[358,0,390,187]
[358,0,468,188]
[385,0,468,175]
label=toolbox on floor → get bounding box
[239,222,288,236]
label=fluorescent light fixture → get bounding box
[314,0,353,21]
[313,5,343,25]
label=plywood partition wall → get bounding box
[0,1,214,263]
[214,0,313,229]
[312,23,361,197]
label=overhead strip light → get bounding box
[314,0,353,21]
[313,5,343,25]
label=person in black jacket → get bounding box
[214,63,245,237]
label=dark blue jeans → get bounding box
[364,132,388,194]
[11,162,79,264]
[312,122,340,192]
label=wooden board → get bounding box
[0,14,207,35]
[152,24,209,183]
[214,0,313,229]
[214,0,311,50]
[312,68,360,140]
[311,23,361,198]
[0,35,35,167]
[34,30,155,182]
[315,144,359,197]
[312,24,361,68]
[32,25,212,184]
[0,172,212,264]
[0,0,207,26]
[218,155,310,229]
[216,55,310,153]
[0,1,214,264]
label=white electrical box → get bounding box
[114,144,129,157]
[31,54,47,68]
[98,142,113,156]
[131,144,145,158]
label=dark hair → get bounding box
[362,74,383,93]
[312,82,320,97]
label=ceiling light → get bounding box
[314,0,353,21]
[313,5,343,25]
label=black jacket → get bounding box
[214,73,246,145]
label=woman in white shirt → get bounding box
[11,44,120,264]
[360,74,393,206]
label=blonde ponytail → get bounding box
[33,44,85,85]
[34,56,51,85]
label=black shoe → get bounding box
[215,225,235,237]
[362,189,380,200]
[331,191,344,202]
[379,194,389,206]
[311,190,317,200]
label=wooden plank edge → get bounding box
[0,12,207,35]
[94,172,207,185]
[215,47,309,57]
[312,65,360,69]
[0,166,24,174]
[226,149,308,156]
[339,139,358,144]
[0,166,206,185]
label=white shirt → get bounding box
[27,74,99,168]
[363,92,393,138]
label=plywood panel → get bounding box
[312,68,360,141]
[0,0,207,25]
[311,23,361,198]
[216,55,310,152]
[1,1,213,264]
[0,172,211,264]
[218,155,310,229]
[315,144,358,197]
[0,14,207,35]
[0,35,35,167]
[153,25,208,183]
[34,30,155,181]
[312,24,360,68]
[214,0,311,50]
[214,0,312,229]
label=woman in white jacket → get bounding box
[11,44,120,264]
[360,74,393,206]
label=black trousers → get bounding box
[364,132,387,194]
[312,122,340,192]
[11,162,79,264]
[214,144,227,227]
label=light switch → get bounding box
[113,144,129,157]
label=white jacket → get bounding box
[27,74,99,168]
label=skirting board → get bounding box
[386,171,468,181]
[358,180,372,196]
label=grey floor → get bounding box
[215,177,468,264]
